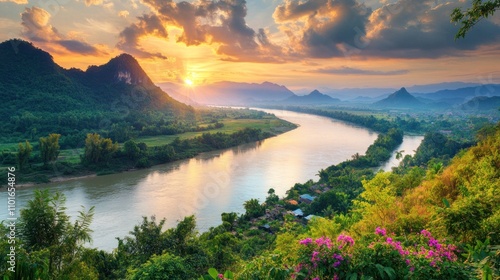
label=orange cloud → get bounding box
[20,6,107,56]
[0,0,27,4]
[119,0,284,62]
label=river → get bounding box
[0,109,423,251]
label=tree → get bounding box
[243,199,265,219]
[39,133,61,165]
[83,133,118,164]
[452,0,500,38]
[123,140,140,160]
[18,190,95,277]
[16,140,32,171]
[129,253,193,280]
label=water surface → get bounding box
[0,109,421,251]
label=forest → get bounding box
[1,108,498,280]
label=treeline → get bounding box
[267,106,397,133]
[1,123,491,279]
[1,118,492,279]
[0,127,270,184]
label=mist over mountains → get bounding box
[2,38,499,114]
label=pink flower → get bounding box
[420,229,432,238]
[375,227,387,236]
[311,251,320,262]
[218,274,224,279]
[337,234,355,247]
[300,238,313,245]
[315,237,333,249]
[405,259,411,265]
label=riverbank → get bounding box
[1,118,297,188]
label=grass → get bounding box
[136,118,295,147]
[0,118,296,172]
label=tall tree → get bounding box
[39,133,61,165]
[16,140,32,171]
[83,133,118,164]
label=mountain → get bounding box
[190,81,296,105]
[0,39,193,140]
[406,82,481,93]
[283,89,340,104]
[460,96,500,111]
[413,85,500,105]
[373,87,425,109]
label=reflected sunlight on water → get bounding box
[0,109,421,251]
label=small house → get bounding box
[292,208,304,218]
[299,194,316,204]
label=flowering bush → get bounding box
[293,236,354,279]
[289,228,472,280]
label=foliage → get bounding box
[14,190,96,279]
[281,229,472,280]
[451,0,500,39]
[17,140,32,171]
[128,253,194,280]
[244,198,266,219]
[83,133,118,164]
[39,133,61,165]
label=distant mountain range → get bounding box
[283,89,340,104]
[460,96,500,111]
[163,79,500,109]
[192,81,295,105]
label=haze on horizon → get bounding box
[1,0,499,90]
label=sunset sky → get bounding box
[1,0,499,90]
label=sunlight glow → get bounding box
[184,78,194,86]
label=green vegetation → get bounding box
[452,0,500,38]
[2,114,499,279]
[0,108,296,185]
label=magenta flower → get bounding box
[375,227,387,236]
[315,236,333,249]
[300,238,313,245]
[218,274,224,279]
[337,234,355,247]
[333,260,341,267]
[420,229,432,238]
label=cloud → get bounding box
[271,0,500,59]
[363,0,500,58]
[0,0,27,4]
[116,13,168,59]
[118,10,130,18]
[119,0,284,62]
[313,66,409,75]
[21,6,106,56]
[21,7,62,42]
[273,0,372,58]
[84,0,103,6]
[58,39,102,54]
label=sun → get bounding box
[184,78,194,86]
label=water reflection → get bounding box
[0,109,421,251]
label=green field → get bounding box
[0,118,296,168]
[136,118,295,147]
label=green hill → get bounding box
[0,39,194,144]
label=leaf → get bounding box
[224,270,233,279]
[208,268,219,279]
[443,198,450,208]
[375,264,385,278]
[347,273,358,280]
[384,267,396,280]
